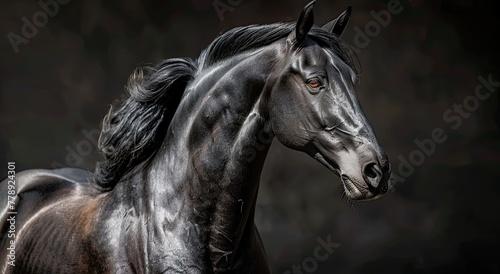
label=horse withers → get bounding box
[0,1,392,273]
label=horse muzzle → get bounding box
[314,141,392,201]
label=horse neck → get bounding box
[142,45,280,265]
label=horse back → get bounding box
[1,167,95,227]
[0,168,105,273]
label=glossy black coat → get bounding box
[0,1,391,273]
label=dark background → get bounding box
[1,0,499,273]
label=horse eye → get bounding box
[307,78,323,89]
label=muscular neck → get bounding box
[142,46,279,270]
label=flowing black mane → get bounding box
[93,58,196,190]
[93,22,358,190]
[198,22,358,72]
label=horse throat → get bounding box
[203,110,272,270]
[134,47,279,270]
[185,52,276,270]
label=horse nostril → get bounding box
[364,163,379,179]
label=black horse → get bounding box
[0,1,392,273]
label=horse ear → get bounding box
[287,0,316,47]
[322,5,352,37]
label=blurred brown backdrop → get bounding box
[1,0,499,273]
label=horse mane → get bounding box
[93,22,358,190]
[93,58,196,190]
[198,22,359,74]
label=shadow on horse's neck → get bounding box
[140,44,281,267]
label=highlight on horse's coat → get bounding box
[0,1,392,273]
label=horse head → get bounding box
[267,1,392,201]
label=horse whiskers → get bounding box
[340,188,367,210]
[341,190,348,201]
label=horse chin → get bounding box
[341,175,382,201]
[313,152,389,201]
